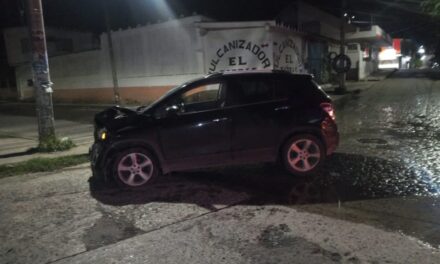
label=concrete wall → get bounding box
[272,30,307,74]
[346,43,379,80]
[346,26,392,46]
[108,17,204,78]
[16,16,208,104]
[202,26,274,73]
[11,6,380,103]
[199,21,307,75]
[196,23,309,76]
[15,15,335,104]
[3,27,98,66]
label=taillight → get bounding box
[320,102,335,121]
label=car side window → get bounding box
[154,82,224,118]
[226,77,275,106]
[153,94,183,119]
[277,77,311,105]
[275,78,294,99]
[181,83,221,105]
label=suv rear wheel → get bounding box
[113,148,159,189]
[282,134,325,176]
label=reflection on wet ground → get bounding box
[90,151,440,248]
[92,151,440,205]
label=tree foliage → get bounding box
[422,0,440,16]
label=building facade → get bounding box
[5,2,392,104]
[14,16,311,104]
[346,25,392,80]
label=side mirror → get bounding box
[165,105,180,116]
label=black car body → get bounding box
[90,70,339,188]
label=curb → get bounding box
[386,69,398,78]
[365,69,397,82]
[332,91,357,109]
[0,144,90,166]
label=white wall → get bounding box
[108,16,204,78]
[202,27,274,73]
[15,16,314,101]
[199,22,307,74]
[272,30,306,73]
[15,16,209,99]
[346,26,392,45]
[346,43,379,80]
[346,43,361,69]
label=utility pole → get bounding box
[336,0,348,94]
[103,0,121,105]
[27,0,56,142]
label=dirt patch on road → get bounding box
[239,224,358,263]
[82,206,144,250]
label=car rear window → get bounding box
[275,75,329,103]
[226,77,275,106]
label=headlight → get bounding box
[100,131,107,140]
[97,128,108,141]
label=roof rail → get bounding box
[271,69,292,74]
[206,69,312,77]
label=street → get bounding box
[1,69,440,263]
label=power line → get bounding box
[388,20,440,34]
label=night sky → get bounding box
[0,0,438,43]
[0,0,292,32]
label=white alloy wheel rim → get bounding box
[117,152,153,186]
[287,139,321,172]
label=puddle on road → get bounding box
[82,205,144,250]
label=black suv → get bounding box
[90,71,339,188]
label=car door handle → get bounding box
[274,106,291,111]
[213,117,229,122]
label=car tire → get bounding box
[282,134,325,176]
[112,148,159,189]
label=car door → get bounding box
[154,79,232,170]
[225,75,292,163]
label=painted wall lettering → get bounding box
[207,39,272,73]
[273,37,305,73]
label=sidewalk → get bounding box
[0,114,93,165]
[322,81,372,103]
[321,69,396,103]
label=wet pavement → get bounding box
[298,69,440,247]
[1,69,440,263]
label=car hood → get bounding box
[94,106,150,132]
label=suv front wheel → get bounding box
[112,148,159,189]
[282,134,325,176]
